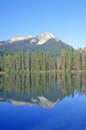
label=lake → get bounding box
[0,73,86,130]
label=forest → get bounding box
[0,47,86,73]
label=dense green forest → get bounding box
[0,47,86,73]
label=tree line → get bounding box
[0,47,86,72]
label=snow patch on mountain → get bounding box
[37,32,59,45]
[9,36,32,43]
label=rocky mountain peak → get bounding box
[39,32,55,39]
[37,32,59,45]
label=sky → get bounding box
[0,0,86,49]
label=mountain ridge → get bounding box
[0,32,71,56]
[0,32,59,44]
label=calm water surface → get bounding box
[0,73,86,130]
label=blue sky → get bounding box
[0,0,86,48]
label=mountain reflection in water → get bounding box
[0,73,86,108]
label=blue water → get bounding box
[0,92,86,130]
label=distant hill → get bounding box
[0,32,71,56]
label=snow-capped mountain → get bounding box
[7,32,59,45]
[0,32,70,56]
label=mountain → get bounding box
[0,32,71,56]
[0,82,64,109]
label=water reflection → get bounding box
[0,73,86,108]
